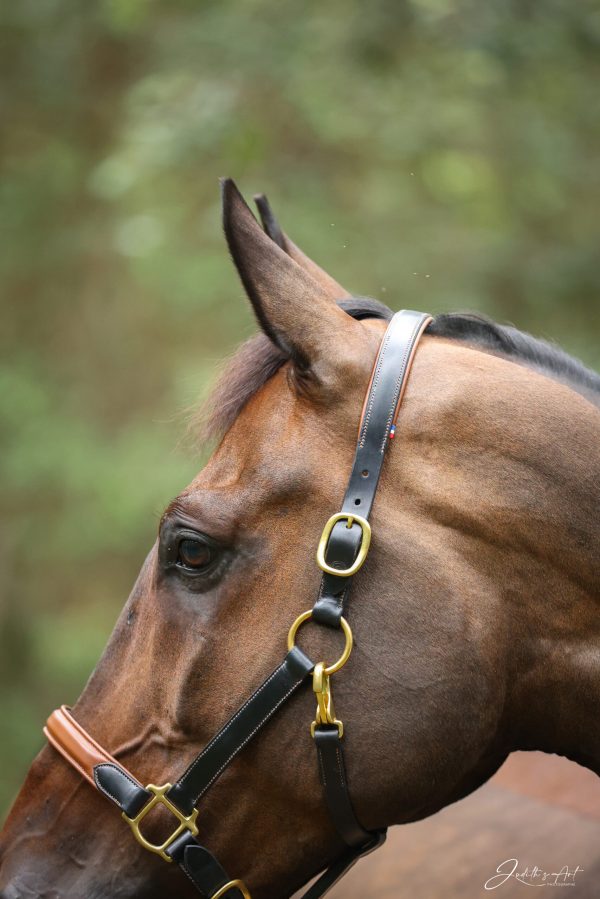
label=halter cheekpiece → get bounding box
[44,309,432,899]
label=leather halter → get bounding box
[44,309,432,899]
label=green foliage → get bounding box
[1,0,599,814]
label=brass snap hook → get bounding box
[310,662,344,738]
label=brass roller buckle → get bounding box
[316,513,372,577]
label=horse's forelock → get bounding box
[196,297,393,444]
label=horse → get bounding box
[1,179,599,899]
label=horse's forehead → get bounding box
[187,370,325,503]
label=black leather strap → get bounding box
[313,726,374,847]
[300,830,387,899]
[93,762,150,817]
[312,310,431,628]
[171,828,387,899]
[45,306,430,899]
[308,311,430,869]
[93,753,382,899]
[168,833,247,899]
[92,765,244,899]
[168,646,314,814]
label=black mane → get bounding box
[428,312,600,408]
[201,298,600,442]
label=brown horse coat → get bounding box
[1,182,599,899]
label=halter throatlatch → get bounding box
[44,309,432,899]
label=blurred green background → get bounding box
[1,0,599,816]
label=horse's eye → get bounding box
[177,538,214,571]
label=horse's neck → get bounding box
[506,552,600,772]
[489,381,600,773]
[508,600,600,773]
[469,353,599,772]
[400,340,600,778]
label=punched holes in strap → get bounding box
[312,310,432,629]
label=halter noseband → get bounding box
[44,309,432,899]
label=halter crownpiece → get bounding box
[44,309,432,899]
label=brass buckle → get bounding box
[316,513,372,577]
[212,880,252,899]
[310,662,343,738]
[287,610,353,675]
[122,783,199,862]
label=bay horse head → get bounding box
[1,180,599,899]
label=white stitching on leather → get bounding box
[379,318,424,454]
[180,860,201,889]
[318,749,328,787]
[173,663,285,789]
[173,657,307,795]
[195,679,301,798]
[335,747,346,788]
[358,330,391,449]
[93,763,143,807]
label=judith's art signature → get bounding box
[484,858,583,889]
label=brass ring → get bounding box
[286,610,353,675]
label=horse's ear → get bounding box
[221,178,362,382]
[253,193,351,300]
